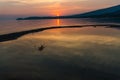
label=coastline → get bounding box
[0,24,120,42]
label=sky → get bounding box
[0,0,120,19]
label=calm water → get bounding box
[0,18,120,80]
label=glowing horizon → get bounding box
[0,0,120,19]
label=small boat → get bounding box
[38,45,45,51]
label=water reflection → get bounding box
[56,19,60,26]
[0,18,120,80]
[0,27,120,80]
[1,18,120,34]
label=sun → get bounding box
[56,12,60,16]
[55,11,60,16]
[53,10,60,16]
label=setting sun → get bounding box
[53,10,61,16]
[0,0,120,80]
[57,13,60,16]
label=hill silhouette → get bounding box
[70,5,120,18]
[16,5,120,20]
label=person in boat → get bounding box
[38,45,45,51]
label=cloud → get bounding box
[0,0,120,16]
[0,0,60,4]
[0,0,87,5]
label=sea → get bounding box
[0,18,120,80]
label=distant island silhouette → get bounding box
[0,24,120,42]
[17,5,120,20]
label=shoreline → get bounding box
[0,24,120,42]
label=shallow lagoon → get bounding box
[0,19,120,80]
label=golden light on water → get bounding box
[57,19,60,26]
[55,10,60,26]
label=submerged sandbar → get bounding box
[0,24,120,42]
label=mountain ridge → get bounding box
[71,5,120,18]
[17,4,120,20]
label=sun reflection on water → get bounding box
[0,27,120,80]
[56,19,60,26]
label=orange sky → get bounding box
[0,0,120,18]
